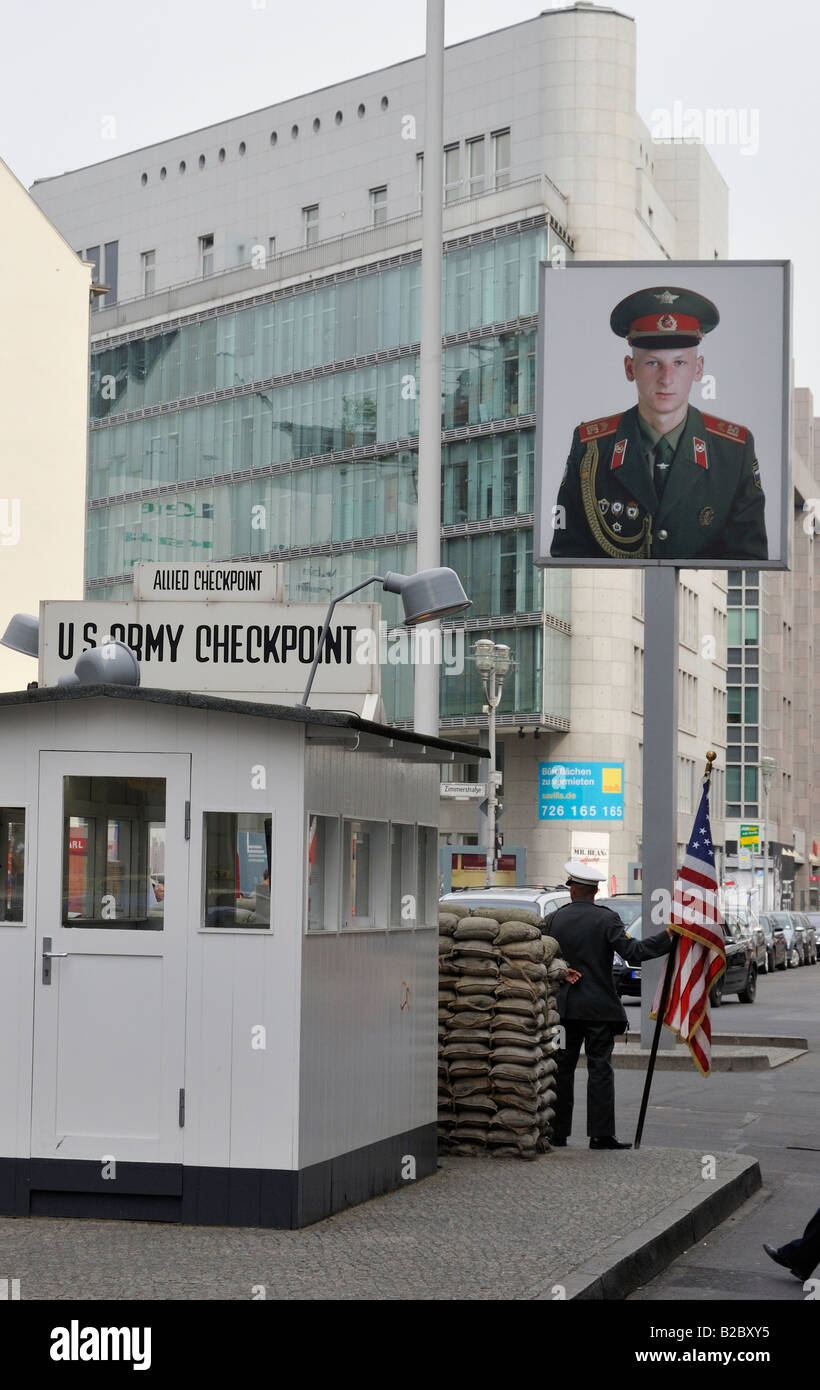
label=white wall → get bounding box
[0,159,89,692]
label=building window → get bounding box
[727,687,741,723]
[203,811,271,929]
[467,135,485,195]
[492,128,511,188]
[62,777,166,930]
[416,152,424,210]
[726,766,741,806]
[444,144,460,204]
[0,808,25,923]
[343,819,388,928]
[103,241,118,305]
[370,186,387,226]
[306,814,340,931]
[744,608,759,644]
[417,826,438,926]
[744,766,758,804]
[390,823,416,927]
[199,233,214,277]
[632,568,644,619]
[141,250,156,297]
[303,204,319,246]
[633,645,644,713]
[268,236,276,259]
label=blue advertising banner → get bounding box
[538,761,625,820]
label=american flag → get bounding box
[651,776,727,1076]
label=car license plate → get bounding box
[631,970,640,979]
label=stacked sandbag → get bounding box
[438,903,569,1159]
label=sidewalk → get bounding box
[588,1030,810,1071]
[0,1146,759,1301]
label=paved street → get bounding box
[619,963,820,1300]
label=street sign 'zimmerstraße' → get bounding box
[39,600,380,698]
[132,561,283,601]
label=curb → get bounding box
[538,1152,761,1301]
[624,1030,809,1049]
[579,1047,807,1071]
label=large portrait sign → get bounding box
[534,261,791,568]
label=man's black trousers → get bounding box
[553,1019,620,1140]
[779,1205,820,1278]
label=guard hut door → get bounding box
[32,752,191,1173]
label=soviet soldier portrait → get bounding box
[550,287,768,561]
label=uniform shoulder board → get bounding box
[701,414,748,445]
[578,412,622,443]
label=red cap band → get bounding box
[628,313,701,336]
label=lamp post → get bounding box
[760,756,777,912]
[474,639,512,887]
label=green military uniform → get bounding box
[550,402,768,560]
[549,283,768,561]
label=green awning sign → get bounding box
[740,823,759,848]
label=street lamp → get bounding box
[474,639,512,888]
[760,756,778,912]
[300,566,470,707]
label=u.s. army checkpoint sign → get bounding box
[39,597,381,704]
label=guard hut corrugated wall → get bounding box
[0,685,485,1228]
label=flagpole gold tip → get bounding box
[706,750,717,763]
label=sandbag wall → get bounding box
[438,906,568,1158]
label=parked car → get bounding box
[766,911,806,968]
[596,895,644,997]
[789,912,817,965]
[710,916,757,1005]
[438,884,571,929]
[726,908,767,973]
[759,913,788,973]
[802,912,820,963]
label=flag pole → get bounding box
[634,750,717,1150]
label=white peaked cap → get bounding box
[564,859,606,884]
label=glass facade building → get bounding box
[86,217,573,728]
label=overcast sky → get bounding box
[5,0,819,401]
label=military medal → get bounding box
[611,500,623,515]
[598,499,609,515]
[698,506,715,528]
[626,503,639,519]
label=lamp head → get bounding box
[0,613,39,658]
[382,567,471,625]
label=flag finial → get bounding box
[704,750,717,782]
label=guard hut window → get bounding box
[417,825,439,926]
[343,819,388,929]
[62,777,166,929]
[0,808,25,923]
[390,823,416,927]
[306,813,341,931]
[203,811,272,929]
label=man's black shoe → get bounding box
[551,1137,567,1147]
[590,1136,632,1150]
[762,1243,806,1280]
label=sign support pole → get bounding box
[640,565,679,1051]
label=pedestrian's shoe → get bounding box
[590,1136,632,1150]
[762,1243,807,1281]
[550,1136,567,1147]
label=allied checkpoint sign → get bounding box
[538,761,624,821]
[40,576,381,706]
[534,260,792,569]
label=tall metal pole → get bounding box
[640,566,679,1050]
[414,0,445,737]
[761,784,769,913]
[485,668,497,887]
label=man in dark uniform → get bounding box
[548,860,673,1149]
[550,286,768,560]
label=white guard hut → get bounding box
[0,684,483,1227]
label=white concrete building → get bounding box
[0,157,90,692]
